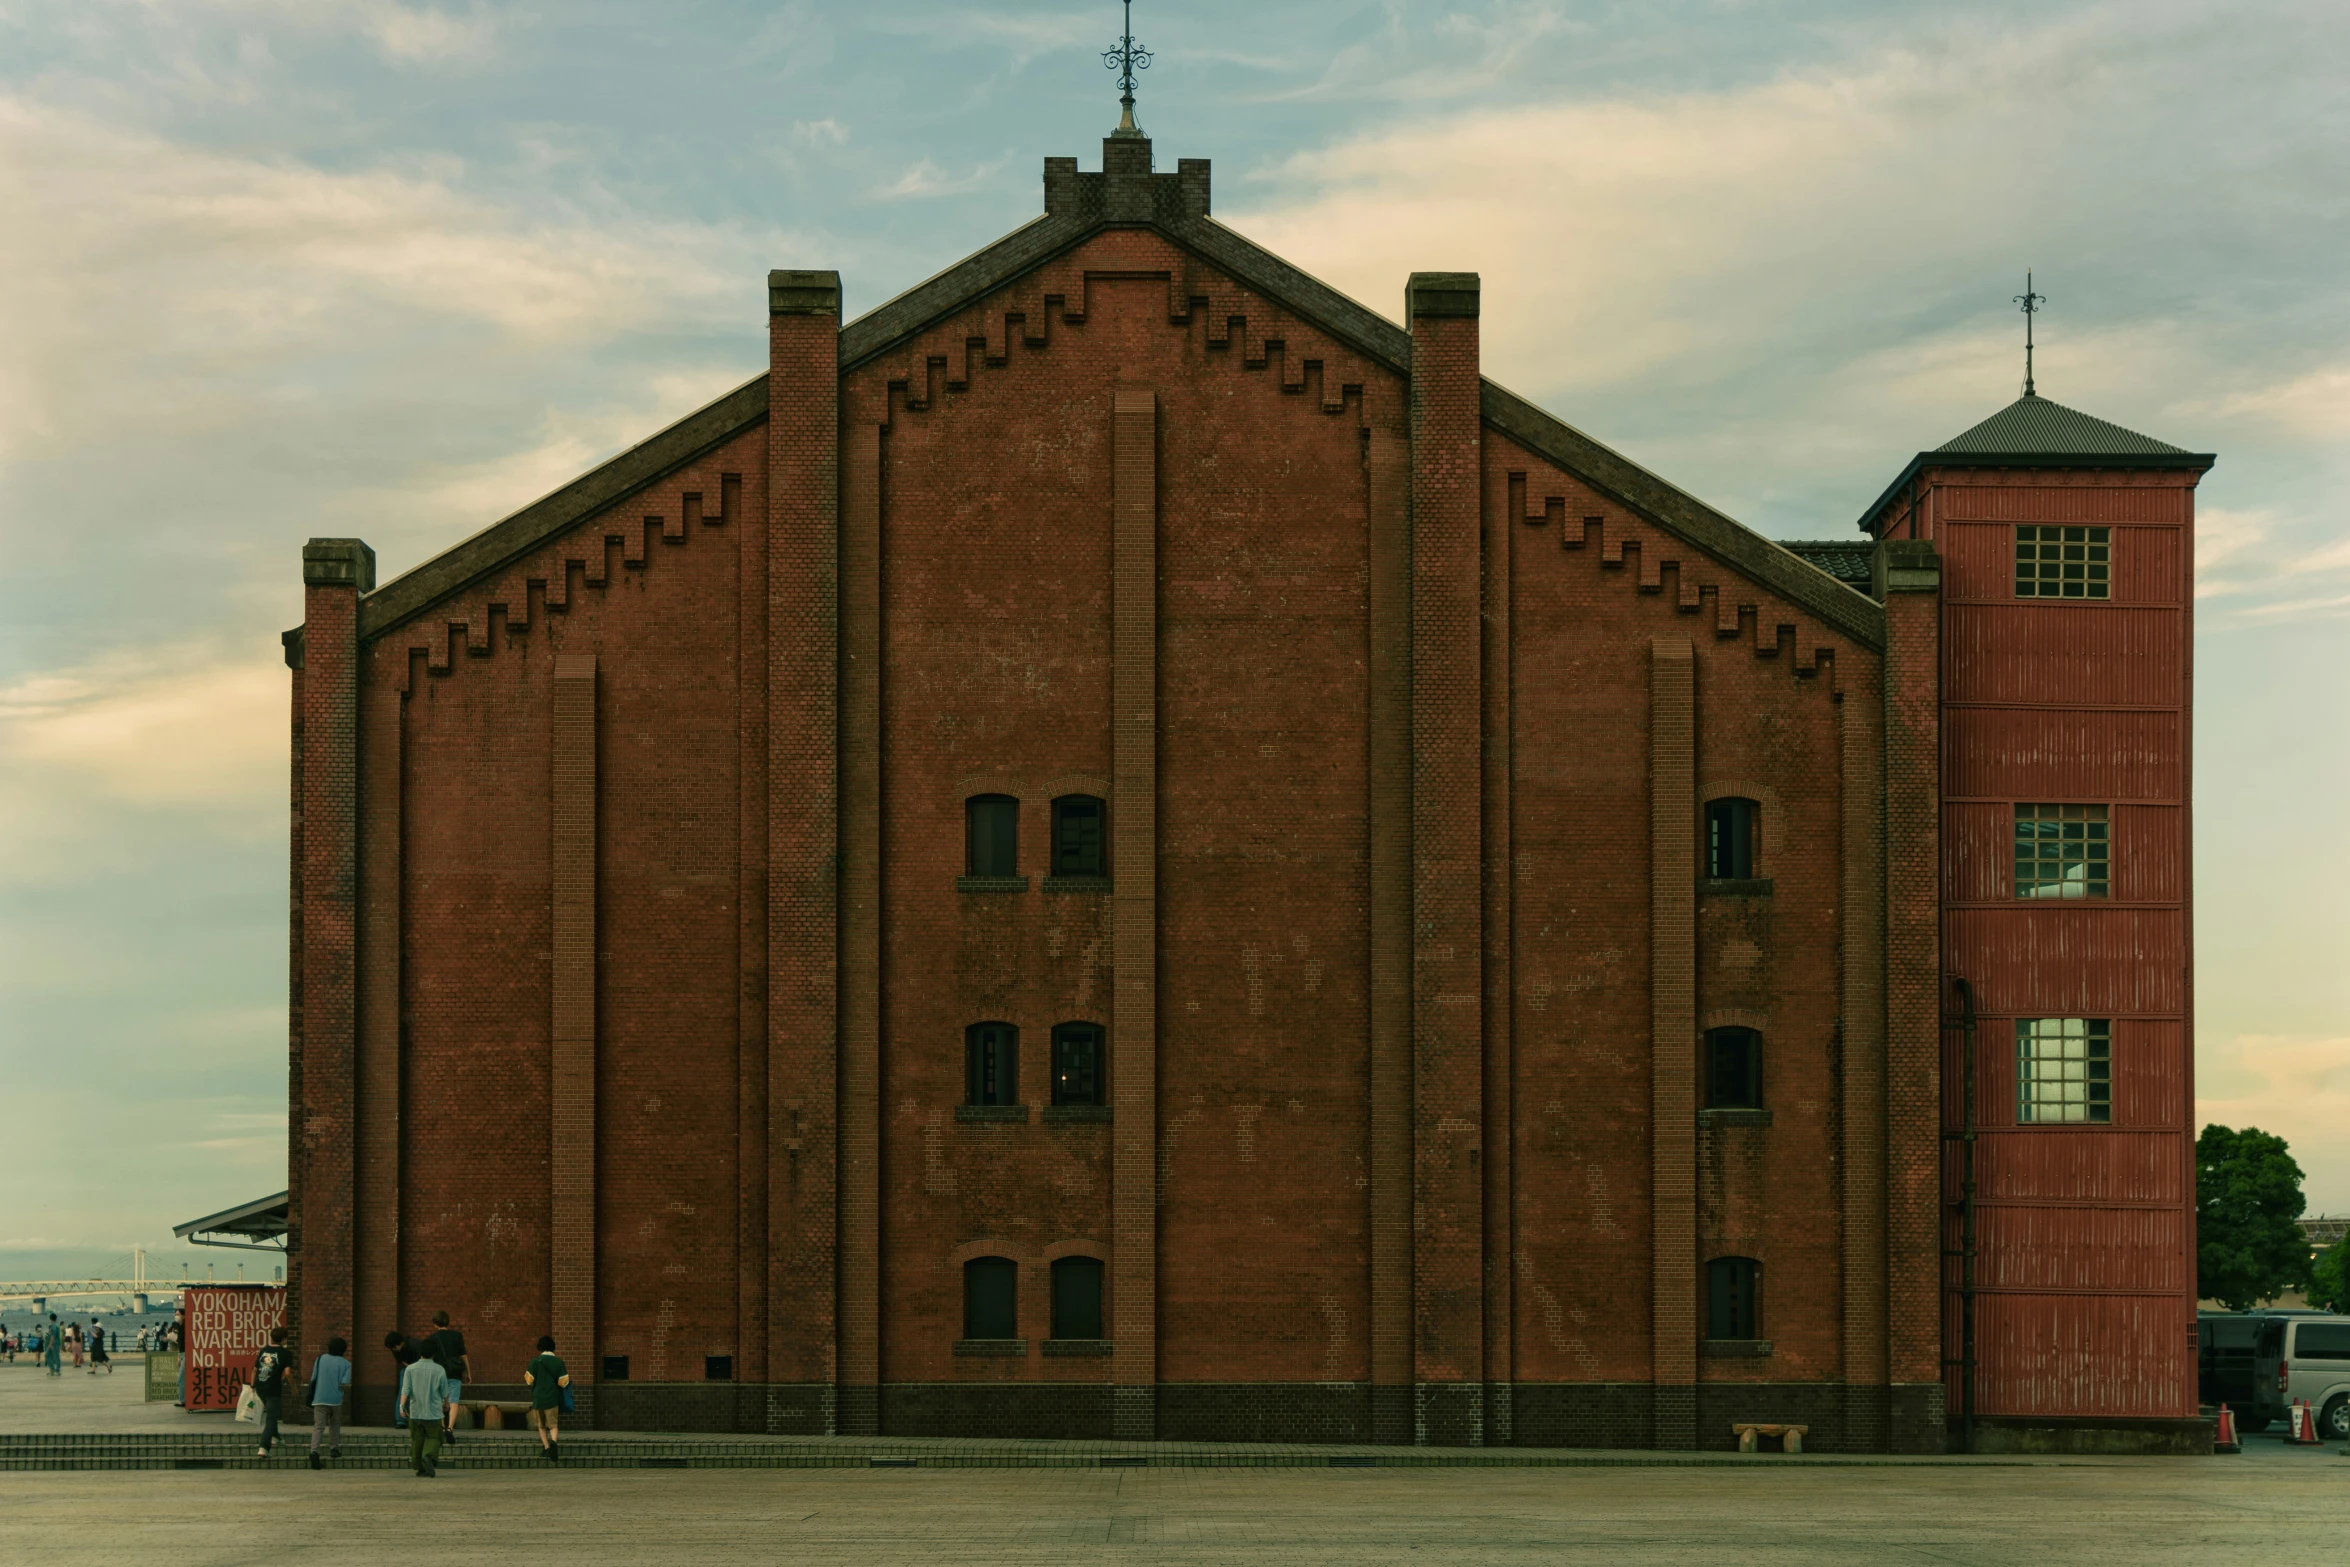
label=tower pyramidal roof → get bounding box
[1934,393,2187,458]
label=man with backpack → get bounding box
[250,1325,295,1459]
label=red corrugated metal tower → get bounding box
[1860,390,2215,1451]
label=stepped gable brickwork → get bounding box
[282,132,2198,1454]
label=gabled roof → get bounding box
[1855,392,2214,534]
[352,143,1883,651]
[1780,541,1875,591]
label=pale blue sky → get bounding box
[1,1,2344,1284]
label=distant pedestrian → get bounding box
[307,1336,352,1470]
[250,1325,295,1460]
[426,1311,470,1444]
[45,1315,62,1376]
[88,1319,110,1373]
[382,1329,428,1427]
[396,1346,449,1477]
[67,1321,84,1370]
[523,1335,570,1462]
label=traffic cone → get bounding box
[2213,1404,2240,1453]
[2285,1399,2321,1445]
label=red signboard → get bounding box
[181,1284,286,1413]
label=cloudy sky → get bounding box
[1,0,2344,1286]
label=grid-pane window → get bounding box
[2017,1018,2111,1123]
[964,1257,1016,1339]
[966,1022,1019,1106]
[1706,1257,1759,1340]
[1051,1257,1104,1340]
[1052,1022,1104,1106]
[1052,795,1105,877]
[966,795,1018,876]
[1706,798,1758,879]
[2015,525,2110,598]
[2014,804,2109,899]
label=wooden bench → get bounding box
[1732,1422,1809,1454]
[453,1399,534,1430]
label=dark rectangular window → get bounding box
[966,1022,1019,1106]
[2294,1324,2350,1360]
[964,1257,1017,1340]
[2015,524,2110,599]
[1705,798,1758,879]
[601,1355,630,1381]
[1052,1022,1104,1106]
[2014,803,2108,898]
[704,1355,733,1381]
[966,795,1018,877]
[1705,1028,1762,1110]
[1052,795,1105,877]
[1051,1257,1104,1341]
[1706,1257,1759,1340]
[2017,1018,2111,1123]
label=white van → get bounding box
[2250,1314,2350,1438]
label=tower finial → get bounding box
[2014,270,2046,397]
[1102,0,1152,137]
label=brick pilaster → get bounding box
[1407,272,1484,1445]
[1648,636,1697,1450]
[354,668,402,1396]
[766,269,844,1432]
[840,411,882,1434]
[549,652,597,1423]
[1839,678,1889,1449]
[1111,386,1160,1439]
[1479,456,1514,1445]
[1365,426,1413,1445]
[1876,538,1944,1450]
[295,538,371,1393]
[738,449,772,1424]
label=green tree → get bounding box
[2310,1237,2350,1314]
[2196,1125,2307,1309]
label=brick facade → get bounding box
[284,138,2197,1452]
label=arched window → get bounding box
[1706,1256,1759,1341]
[966,1022,1019,1106]
[1705,797,1758,879]
[966,795,1018,877]
[963,1257,1017,1340]
[1052,795,1105,878]
[1051,1256,1104,1341]
[1052,1022,1105,1106]
[1705,1028,1762,1110]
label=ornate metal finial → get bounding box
[1103,0,1151,136]
[2014,270,2047,397]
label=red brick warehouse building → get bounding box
[282,130,2212,1453]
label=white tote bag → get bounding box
[233,1383,262,1425]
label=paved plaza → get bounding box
[4,1360,2343,1564]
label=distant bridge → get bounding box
[0,1279,182,1309]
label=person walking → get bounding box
[426,1311,470,1445]
[307,1336,352,1469]
[381,1329,428,1427]
[88,1318,110,1374]
[396,1346,449,1477]
[67,1321,84,1370]
[523,1335,570,1462]
[250,1325,296,1460]
[44,1314,63,1376]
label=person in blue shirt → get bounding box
[397,1346,449,1478]
[307,1337,353,1470]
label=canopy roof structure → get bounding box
[173,1191,290,1252]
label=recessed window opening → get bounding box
[1052,795,1105,878]
[2017,1018,2111,1124]
[1052,1022,1105,1107]
[1051,1257,1104,1341]
[1705,798,1758,879]
[2015,525,2110,599]
[704,1355,733,1381]
[2014,804,2108,899]
[601,1355,630,1381]
[966,794,1018,877]
[1706,1257,1759,1341]
[1705,1028,1763,1110]
[966,1022,1019,1106]
[964,1257,1017,1340]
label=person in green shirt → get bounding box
[523,1335,570,1462]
